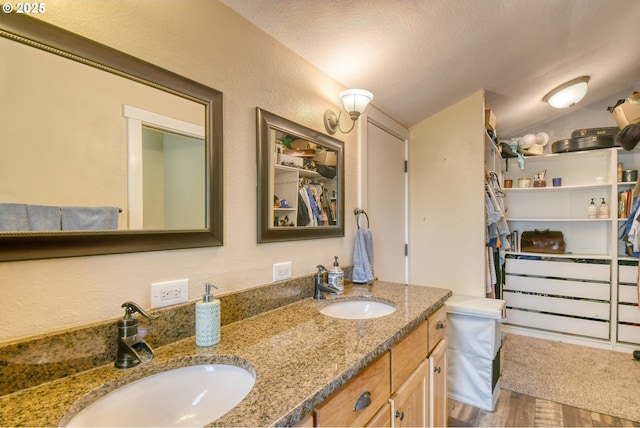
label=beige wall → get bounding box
[408,91,486,296]
[0,0,359,343]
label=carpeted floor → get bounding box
[501,333,640,423]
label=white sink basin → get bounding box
[64,364,255,427]
[320,299,396,319]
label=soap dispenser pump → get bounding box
[328,256,344,293]
[195,283,220,347]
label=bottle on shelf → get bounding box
[588,198,597,219]
[618,163,623,182]
[598,198,609,219]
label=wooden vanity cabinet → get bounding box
[312,305,447,428]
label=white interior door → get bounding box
[365,120,407,283]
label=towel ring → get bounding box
[354,208,369,229]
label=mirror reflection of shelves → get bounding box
[269,128,338,229]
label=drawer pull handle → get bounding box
[395,410,405,421]
[436,320,445,329]
[353,391,371,411]
[434,366,441,374]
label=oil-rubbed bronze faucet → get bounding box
[115,301,158,369]
[314,265,338,299]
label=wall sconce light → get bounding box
[324,89,373,134]
[542,76,590,108]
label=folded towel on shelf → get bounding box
[0,203,29,231]
[61,206,119,230]
[352,228,374,283]
[26,205,61,231]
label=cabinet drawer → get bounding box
[506,258,610,282]
[505,274,610,301]
[618,324,640,345]
[390,319,429,393]
[428,306,447,353]
[504,291,610,320]
[619,284,638,304]
[619,264,638,284]
[315,352,390,427]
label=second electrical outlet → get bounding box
[273,261,292,282]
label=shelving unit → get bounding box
[501,147,640,351]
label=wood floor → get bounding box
[448,389,640,427]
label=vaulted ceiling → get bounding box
[221,0,640,136]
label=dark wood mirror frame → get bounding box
[0,13,223,261]
[256,108,344,243]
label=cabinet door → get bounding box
[429,340,447,428]
[366,402,391,427]
[389,358,428,428]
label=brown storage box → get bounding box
[290,139,317,150]
[313,149,337,166]
[613,102,640,128]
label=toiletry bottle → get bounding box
[195,283,220,347]
[598,198,609,219]
[618,163,623,183]
[588,198,597,219]
[328,256,344,293]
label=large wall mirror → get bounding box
[257,108,344,242]
[0,13,223,261]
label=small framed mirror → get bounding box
[256,108,344,242]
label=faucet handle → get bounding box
[316,264,328,273]
[121,301,158,320]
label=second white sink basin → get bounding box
[64,364,255,427]
[320,299,396,319]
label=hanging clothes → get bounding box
[484,172,510,298]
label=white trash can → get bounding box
[446,295,506,411]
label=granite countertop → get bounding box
[0,282,451,427]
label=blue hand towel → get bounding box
[352,228,374,283]
[26,205,61,231]
[0,203,29,231]
[61,206,119,230]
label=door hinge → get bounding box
[404,160,408,173]
[405,244,408,256]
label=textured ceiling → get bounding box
[220,0,640,136]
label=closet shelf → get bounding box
[504,183,610,192]
[506,251,611,260]
[506,218,611,222]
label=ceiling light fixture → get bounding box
[542,76,590,108]
[324,89,373,134]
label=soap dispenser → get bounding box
[328,256,344,293]
[598,198,609,219]
[195,283,220,347]
[588,198,597,219]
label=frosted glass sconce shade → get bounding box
[324,88,374,134]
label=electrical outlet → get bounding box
[273,261,292,282]
[150,278,189,309]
